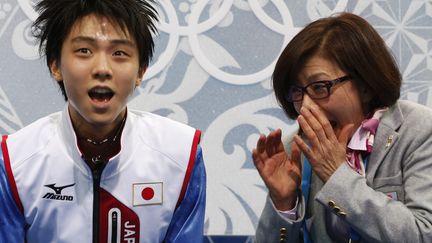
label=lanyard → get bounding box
[301,157,369,243]
[301,158,312,243]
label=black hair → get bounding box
[32,0,159,100]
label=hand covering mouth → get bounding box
[88,87,114,102]
[329,120,337,129]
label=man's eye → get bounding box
[113,50,128,56]
[77,48,91,54]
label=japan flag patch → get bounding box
[133,182,163,206]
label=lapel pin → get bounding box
[385,135,393,148]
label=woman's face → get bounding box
[293,55,366,135]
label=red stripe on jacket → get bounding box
[175,130,201,208]
[1,135,24,213]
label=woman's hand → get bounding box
[294,105,354,183]
[252,129,301,211]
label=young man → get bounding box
[0,0,206,242]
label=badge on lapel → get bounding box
[385,135,394,148]
[386,191,398,201]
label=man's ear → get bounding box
[136,66,147,87]
[49,60,63,81]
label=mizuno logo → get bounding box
[43,183,75,201]
[44,183,75,194]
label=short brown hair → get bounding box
[273,12,401,119]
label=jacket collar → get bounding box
[60,103,134,178]
[366,101,403,183]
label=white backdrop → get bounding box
[1,0,432,239]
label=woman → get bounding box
[253,12,432,242]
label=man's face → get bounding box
[50,14,144,134]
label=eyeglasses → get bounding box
[285,75,351,102]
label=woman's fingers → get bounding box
[255,134,267,154]
[299,107,327,141]
[252,134,268,171]
[293,134,314,162]
[297,115,319,145]
[259,129,283,157]
[308,105,337,141]
[252,148,263,170]
[252,129,284,170]
[252,130,303,207]
[265,129,278,156]
[290,140,302,170]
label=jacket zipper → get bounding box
[92,162,106,243]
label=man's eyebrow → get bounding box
[110,39,136,47]
[70,36,136,47]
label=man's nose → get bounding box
[92,54,112,80]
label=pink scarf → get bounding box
[346,108,387,175]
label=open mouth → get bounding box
[88,87,114,102]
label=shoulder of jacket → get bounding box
[4,112,62,166]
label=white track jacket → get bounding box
[0,106,206,243]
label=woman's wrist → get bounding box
[270,192,298,211]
